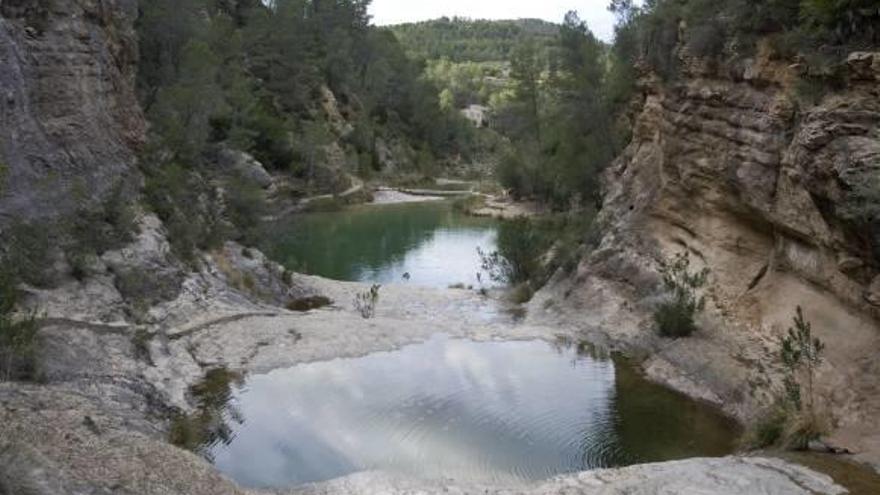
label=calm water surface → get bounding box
[260,201,498,288]
[207,336,739,488]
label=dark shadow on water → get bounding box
[169,367,246,462]
[550,336,741,465]
[777,451,880,495]
[609,354,742,464]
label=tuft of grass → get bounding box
[354,284,381,319]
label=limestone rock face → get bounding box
[546,51,880,463]
[0,0,145,225]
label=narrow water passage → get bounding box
[208,336,739,488]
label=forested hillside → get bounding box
[135,0,478,260]
[391,17,559,63]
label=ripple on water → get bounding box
[207,335,740,488]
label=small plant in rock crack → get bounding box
[354,284,381,319]
[654,251,710,338]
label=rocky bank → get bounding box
[530,46,880,468]
[0,224,853,494]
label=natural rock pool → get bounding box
[260,200,498,288]
[204,335,739,488]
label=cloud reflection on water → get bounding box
[211,335,616,487]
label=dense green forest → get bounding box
[135,0,478,259]
[391,18,559,63]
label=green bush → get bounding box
[70,183,138,256]
[778,306,825,447]
[3,222,54,288]
[654,300,700,338]
[654,251,709,338]
[0,265,40,381]
[747,306,828,450]
[143,161,226,263]
[747,406,788,448]
[225,177,266,243]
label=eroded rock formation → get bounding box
[0,0,145,225]
[539,47,880,465]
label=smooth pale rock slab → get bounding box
[292,457,846,495]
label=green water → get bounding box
[259,201,498,288]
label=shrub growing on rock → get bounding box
[778,306,826,449]
[0,265,39,381]
[747,306,827,450]
[354,284,381,319]
[654,251,709,338]
[3,221,55,287]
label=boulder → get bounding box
[216,147,273,189]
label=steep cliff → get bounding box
[538,48,880,464]
[0,0,145,225]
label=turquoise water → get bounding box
[260,201,498,288]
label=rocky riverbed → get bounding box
[0,215,858,494]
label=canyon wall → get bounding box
[542,48,880,464]
[0,0,145,226]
